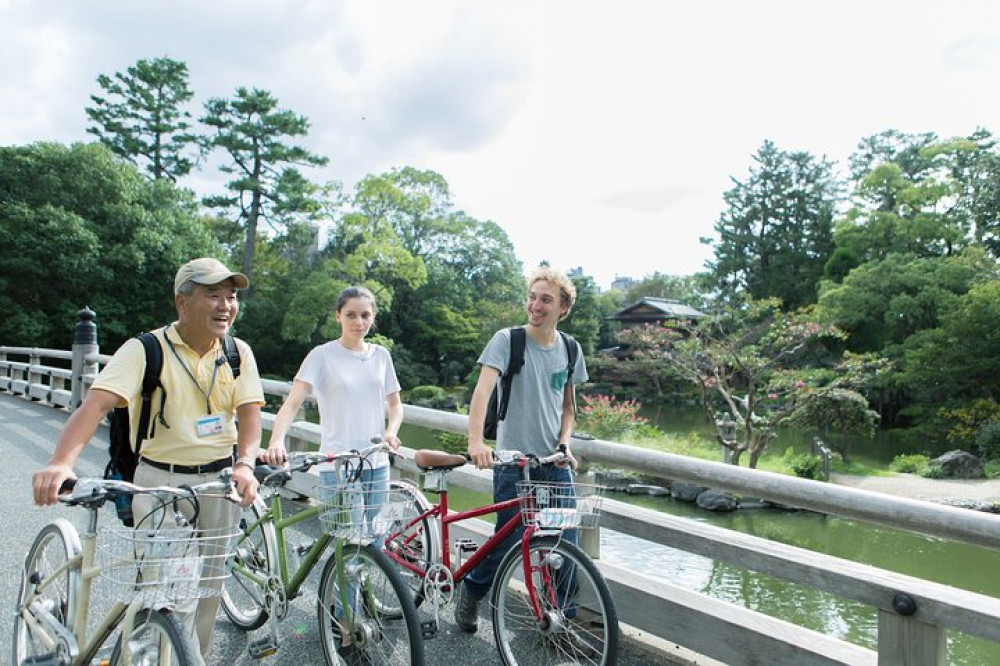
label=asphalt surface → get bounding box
[2,393,673,665]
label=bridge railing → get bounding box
[3,314,1000,665]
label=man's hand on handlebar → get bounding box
[231,464,259,507]
[468,440,494,470]
[32,463,77,507]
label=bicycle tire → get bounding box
[317,542,424,666]
[109,608,198,665]
[491,535,619,666]
[385,480,439,607]
[12,518,81,666]
[220,497,277,630]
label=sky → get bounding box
[4,1,1000,290]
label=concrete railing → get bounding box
[3,312,1000,665]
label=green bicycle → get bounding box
[220,442,423,666]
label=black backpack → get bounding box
[103,330,240,526]
[483,327,578,440]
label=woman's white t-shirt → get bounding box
[295,340,400,470]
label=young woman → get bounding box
[264,286,402,508]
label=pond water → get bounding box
[398,421,1000,664]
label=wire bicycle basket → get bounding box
[516,481,605,529]
[97,525,238,606]
[318,484,408,542]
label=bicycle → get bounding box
[13,474,237,666]
[383,446,619,666]
[220,441,423,666]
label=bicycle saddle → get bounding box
[413,450,468,471]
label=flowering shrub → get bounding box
[577,394,649,440]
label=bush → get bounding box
[406,385,448,409]
[890,454,930,474]
[576,394,649,440]
[921,465,947,479]
[975,422,1000,461]
[788,452,825,480]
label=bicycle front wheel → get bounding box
[491,535,619,666]
[109,608,198,665]
[220,497,276,630]
[12,518,81,666]
[317,542,424,666]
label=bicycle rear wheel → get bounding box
[12,518,81,666]
[109,608,198,665]
[317,542,424,666]
[491,534,619,666]
[220,498,277,630]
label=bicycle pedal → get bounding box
[420,618,439,639]
[248,637,280,658]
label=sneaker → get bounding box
[454,583,480,633]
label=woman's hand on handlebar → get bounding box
[380,432,401,451]
[261,439,288,467]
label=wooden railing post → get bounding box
[70,307,98,411]
[878,608,947,665]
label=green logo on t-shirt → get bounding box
[550,368,568,393]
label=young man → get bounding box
[32,257,265,665]
[458,266,588,632]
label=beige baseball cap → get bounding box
[174,257,249,294]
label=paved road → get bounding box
[2,393,674,665]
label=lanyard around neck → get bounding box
[164,325,221,415]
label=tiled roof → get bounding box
[607,297,706,321]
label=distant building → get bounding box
[606,297,706,328]
[609,275,636,292]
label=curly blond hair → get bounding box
[527,266,577,316]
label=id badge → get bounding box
[195,414,224,437]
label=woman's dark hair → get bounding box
[337,286,378,315]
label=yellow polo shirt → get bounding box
[93,324,265,466]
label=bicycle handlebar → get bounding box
[483,444,569,467]
[268,437,392,475]
[58,474,236,506]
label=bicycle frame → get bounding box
[17,509,167,665]
[386,468,540,587]
[233,490,335,598]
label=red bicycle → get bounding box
[382,447,618,666]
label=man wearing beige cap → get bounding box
[32,256,264,664]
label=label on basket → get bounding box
[163,556,202,583]
[537,508,580,528]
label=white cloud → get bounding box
[3,0,1000,289]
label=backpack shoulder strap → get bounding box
[559,332,578,379]
[559,331,579,417]
[497,327,526,421]
[134,331,164,453]
[221,334,241,379]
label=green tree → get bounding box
[201,87,328,285]
[85,57,198,181]
[0,142,218,350]
[900,279,1000,410]
[625,299,848,468]
[706,140,841,308]
[817,250,993,353]
[562,275,601,356]
[783,388,879,463]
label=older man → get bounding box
[33,256,265,665]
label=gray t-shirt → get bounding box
[479,328,588,457]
